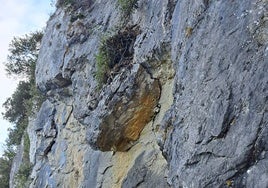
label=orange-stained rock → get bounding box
[95,64,160,151]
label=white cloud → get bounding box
[0,0,54,155]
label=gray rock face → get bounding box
[36,0,168,153]
[122,150,169,188]
[17,0,268,187]
[159,0,268,187]
[30,0,173,187]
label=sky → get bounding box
[0,0,54,156]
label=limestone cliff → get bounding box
[12,0,268,187]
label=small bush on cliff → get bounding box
[23,133,30,160]
[118,0,138,16]
[95,43,109,89]
[70,13,85,22]
[95,28,138,88]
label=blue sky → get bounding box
[0,0,54,156]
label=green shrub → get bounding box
[23,133,30,158]
[95,47,109,89]
[118,0,138,16]
[95,28,138,89]
[70,13,85,23]
[24,81,45,117]
[14,162,32,188]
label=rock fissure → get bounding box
[101,165,113,175]
[43,140,56,156]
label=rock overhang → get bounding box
[85,64,161,151]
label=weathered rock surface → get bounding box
[13,0,268,187]
[29,0,173,187]
[89,64,160,151]
[159,0,268,187]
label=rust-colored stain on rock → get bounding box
[97,70,160,152]
[124,93,158,140]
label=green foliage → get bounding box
[2,30,45,147]
[14,133,32,188]
[14,162,32,188]
[24,81,45,117]
[1,30,44,188]
[1,146,16,160]
[0,158,12,187]
[95,37,110,89]
[2,81,32,146]
[117,0,138,16]
[95,53,109,89]
[0,146,15,188]
[3,81,44,147]
[70,13,85,23]
[5,31,43,78]
[56,0,75,9]
[2,81,31,124]
[23,133,30,159]
[95,28,138,89]
[6,121,27,147]
[63,0,74,6]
